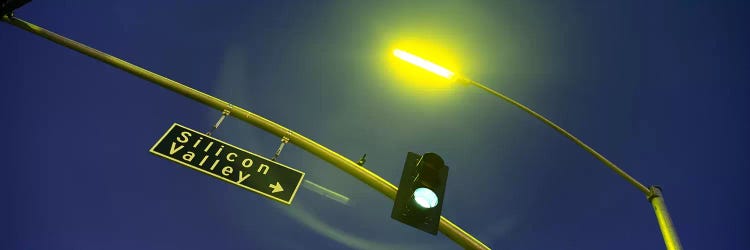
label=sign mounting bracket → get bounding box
[272,131,292,162]
[206,108,231,136]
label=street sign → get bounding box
[150,123,305,205]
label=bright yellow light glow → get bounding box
[393,49,455,79]
[384,40,463,104]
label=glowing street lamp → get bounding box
[393,49,683,250]
[393,49,455,80]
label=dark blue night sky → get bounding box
[2,1,749,249]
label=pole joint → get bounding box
[453,75,473,85]
[647,185,662,202]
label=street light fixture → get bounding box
[393,49,456,79]
[393,48,683,250]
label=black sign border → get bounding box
[149,123,305,205]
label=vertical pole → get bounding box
[648,186,683,250]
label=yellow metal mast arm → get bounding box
[1,15,490,250]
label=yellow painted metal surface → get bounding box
[1,15,491,250]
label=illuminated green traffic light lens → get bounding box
[413,187,439,208]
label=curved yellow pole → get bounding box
[1,15,490,250]
[459,77,651,195]
[392,48,681,249]
[457,76,682,250]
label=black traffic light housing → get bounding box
[1,0,31,17]
[391,152,449,235]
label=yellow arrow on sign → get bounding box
[269,182,284,193]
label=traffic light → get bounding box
[1,0,31,17]
[391,152,449,235]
